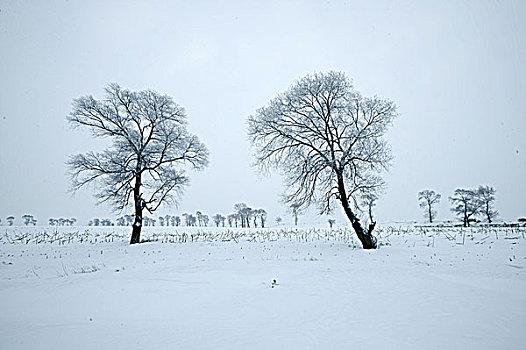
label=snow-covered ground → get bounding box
[1,226,525,349]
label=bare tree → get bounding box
[22,214,35,226]
[254,209,267,228]
[202,214,209,227]
[213,214,225,227]
[227,213,239,228]
[476,185,498,223]
[449,188,482,227]
[418,189,441,223]
[328,218,336,229]
[67,84,209,244]
[248,71,397,249]
[234,203,253,228]
[290,203,302,226]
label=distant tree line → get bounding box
[85,203,268,228]
[418,185,498,227]
[49,218,77,226]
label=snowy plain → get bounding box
[0,225,525,350]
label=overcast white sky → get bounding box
[1,0,525,226]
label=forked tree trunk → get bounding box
[336,172,377,249]
[130,173,143,244]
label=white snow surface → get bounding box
[1,226,525,349]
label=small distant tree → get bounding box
[124,215,134,226]
[234,203,253,228]
[117,217,126,226]
[275,216,282,226]
[6,216,15,226]
[182,213,190,226]
[202,214,209,227]
[418,189,441,223]
[254,209,267,228]
[174,216,181,226]
[67,83,209,244]
[143,217,151,226]
[227,213,237,228]
[476,185,498,223]
[213,214,225,227]
[49,218,57,226]
[361,191,379,224]
[189,214,196,227]
[159,217,165,226]
[449,189,482,227]
[92,218,100,226]
[196,211,204,226]
[290,204,302,226]
[22,214,33,226]
[328,218,336,229]
[182,213,196,226]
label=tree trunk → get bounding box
[428,205,433,223]
[336,172,377,249]
[130,173,143,244]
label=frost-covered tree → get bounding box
[290,203,302,226]
[22,214,35,226]
[248,71,397,249]
[234,203,253,228]
[227,213,238,228]
[196,211,205,227]
[182,213,196,226]
[67,84,209,244]
[213,214,225,227]
[449,189,482,227]
[202,214,209,227]
[418,189,441,223]
[254,209,267,228]
[476,185,498,223]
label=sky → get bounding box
[1,0,525,226]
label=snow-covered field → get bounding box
[1,225,525,349]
